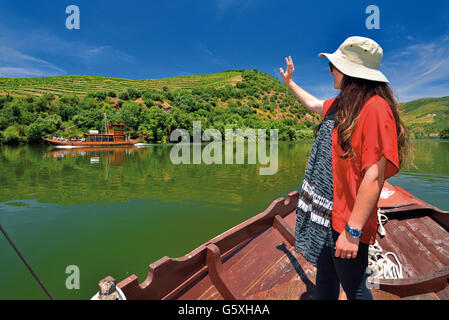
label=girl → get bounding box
[279,36,412,300]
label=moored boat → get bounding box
[94,182,449,300]
[43,114,147,147]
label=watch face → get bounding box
[346,225,361,238]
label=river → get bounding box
[0,140,448,299]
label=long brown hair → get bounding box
[314,75,413,169]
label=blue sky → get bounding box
[0,0,448,102]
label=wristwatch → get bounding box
[345,224,363,239]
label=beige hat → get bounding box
[319,36,389,83]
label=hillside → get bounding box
[0,72,244,96]
[0,70,321,144]
[399,96,449,138]
[0,70,447,144]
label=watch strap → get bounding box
[345,224,363,238]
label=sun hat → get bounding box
[318,36,389,83]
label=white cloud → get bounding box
[0,67,53,78]
[0,46,66,77]
[0,27,137,78]
[19,30,137,65]
[383,36,449,101]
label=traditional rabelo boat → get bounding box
[43,118,146,147]
[94,182,449,300]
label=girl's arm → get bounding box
[334,155,387,259]
[279,56,325,115]
[348,155,387,230]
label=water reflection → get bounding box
[44,146,139,164]
[0,141,448,300]
[0,143,312,206]
[0,141,448,210]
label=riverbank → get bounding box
[2,71,448,146]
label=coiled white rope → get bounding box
[376,211,387,237]
[366,210,403,279]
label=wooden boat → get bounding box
[43,123,146,147]
[96,182,449,300]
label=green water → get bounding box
[1,141,448,299]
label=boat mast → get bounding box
[104,113,108,135]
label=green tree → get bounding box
[138,107,168,143]
[0,95,13,110]
[3,125,26,144]
[118,101,141,130]
[125,88,140,100]
[60,94,80,106]
[26,115,62,142]
[35,94,56,112]
[57,103,77,122]
[440,127,449,139]
[118,90,129,100]
[143,98,154,107]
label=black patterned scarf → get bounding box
[294,106,336,266]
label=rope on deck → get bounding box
[366,210,403,279]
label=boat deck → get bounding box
[171,210,449,300]
[106,182,449,300]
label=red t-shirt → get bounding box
[323,95,400,244]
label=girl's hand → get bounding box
[335,230,359,259]
[279,56,295,86]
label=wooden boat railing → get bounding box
[115,191,299,300]
[371,266,449,298]
[97,183,449,300]
[369,191,449,298]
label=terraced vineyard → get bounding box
[0,71,243,96]
[1,68,447,144]
[400,96,449,138]
[0,69,323,144]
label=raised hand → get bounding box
[279,56,295,86]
